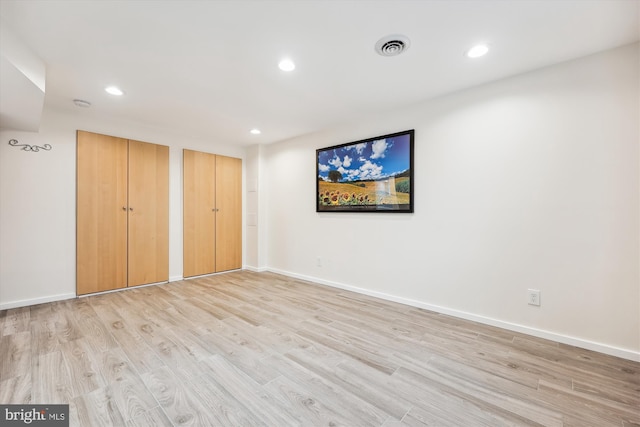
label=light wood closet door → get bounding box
[215,155,242,272]
[183,149,217,277]
[128,140,169,287]
[77,131,128,295]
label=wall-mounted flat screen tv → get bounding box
[316,129,414,213]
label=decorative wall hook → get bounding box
[8,139,52,152]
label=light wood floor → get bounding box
[1,271,638,426]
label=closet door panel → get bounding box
[183,149,216,277]
[128,140,169,287]
[215,155,242,272]
[77,131,128,295]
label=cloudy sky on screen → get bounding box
[317,133,411,182]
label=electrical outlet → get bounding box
[527,289,541,306]
[316,257,322,267]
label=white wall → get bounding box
[264,43,640,360]
[245,144,269,270]
[0,108,245,309]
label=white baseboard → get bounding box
[267,267,640,362]
[0,293,76,311]
[243,265,268,272]
[169,275,184,282]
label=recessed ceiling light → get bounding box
[250,129,261,135]
[105,86,124,96]
[466,44,489,58]
[278,59,295,72]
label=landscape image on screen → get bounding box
[317,130,414,212]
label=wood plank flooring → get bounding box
[1,271,638,426]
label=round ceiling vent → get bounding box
[375,34,411,57]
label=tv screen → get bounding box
[316,129,414,213]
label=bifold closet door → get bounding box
[77,131,128,295]
[128,140,169,286]
[183,149,217,277]
[215,155,242,272]
[77,131,169,295]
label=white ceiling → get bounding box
[0,0,638,145]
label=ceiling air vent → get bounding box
[73,99,91,108]
[375,34,411,57]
